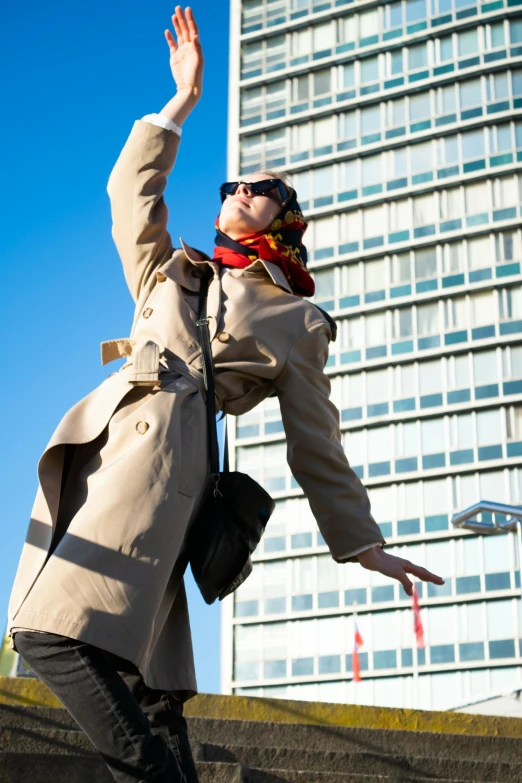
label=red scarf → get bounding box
[212,208,315,298]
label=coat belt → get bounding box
[100,338,205,395]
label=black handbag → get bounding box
[185,270,275,604]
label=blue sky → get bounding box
[1,1,231,693]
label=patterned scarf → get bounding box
[212,186,315,297]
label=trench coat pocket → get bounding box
[178,407,197,497]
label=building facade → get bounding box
[222,0,522,711]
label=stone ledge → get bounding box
[1,676,522,738]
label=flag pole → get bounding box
[412,630,419,709]
[411,583,425,710]
[352,600,358,705]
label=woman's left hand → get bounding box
[357,545,444,596]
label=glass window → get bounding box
[461,129,485,160]
[423,476,449,515]
[511,19,522,44]
[313,22,335,52]
[458,29,478,57]
[467,235,490,270]
[426,540,451,575]
[292,28,312,58]
[343,62,355,89]
[452,413,474,449]
[339,15,357,45]
[428,605,455,645]
[411,141,433,173]
[413,193,435,226]
[438,135,459,165]
[384,2,404,29]
[391,252,411,283]
[417,302,439,335]
[419,359,442,394]
[362,156,382,186]
[465,182,489,215]
[414,247,437,279]
[314,117,335,147]
[438,85,456,115]
[406,0,427,22]
[390,50,404,76]
[359,9,379,38]
[365,311,387,346]
[483,535,511,573]
[339,111,356,141]
[408,42,428,70]
[314,215,336,248]
[368,425,392,463]
[409,92,430,121]
[360,56,379,84]
[392,308,413,339]
[487,599,514,639]
[490,22,505,49]
[439,35,453,62]
[476,409,501,445]
[512,69,522,97]
[373,610,400,649]
[444,296,467,330]
[470,290,495,326]
[317,555,340,592]
[460,79,482,109]
[365,258,386,291]
[361,105,381,134]
[293,170,310,201]
[367,367,389,404]
[314,166,333,196]
[421,418,445,454]
[473,350,498,384]
[313,269,335,302]
[314,69,331,96]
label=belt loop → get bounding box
[129,340,163,388]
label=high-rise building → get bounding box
[222,0,522,711]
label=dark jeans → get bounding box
[15,630,199,783]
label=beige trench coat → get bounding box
[7,120,384,697]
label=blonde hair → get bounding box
[261,168,293,191]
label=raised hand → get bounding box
[357,545,444,597]
[164,6,204,101]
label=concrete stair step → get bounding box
[188,716,521,763]
[2,706,521,766]
[201,743,521,782]
[244,771,485,783]
[0,727,95,755]
[0,752,242,783]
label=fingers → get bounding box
[186,6,199,38]
[172,11,184,45]
[164,29,178,51]
[403,561,445,584]
[175,5,191,43]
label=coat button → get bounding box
[217,332,230,343]
[136,421,149,434]
[142,308,153,318]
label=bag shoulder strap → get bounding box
[197,272,221,481]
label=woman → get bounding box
[8,6,444,783]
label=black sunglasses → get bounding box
[220,178,290,206]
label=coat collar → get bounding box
[178,236,294,295]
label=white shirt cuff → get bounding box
[140,113,182,137]
[338,542,382,560]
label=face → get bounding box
[218,173,284,240]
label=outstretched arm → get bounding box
[274,320,444,595]
[106,6,204,301]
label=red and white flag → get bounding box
[412,584,425,649]
[353,621,364,682]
